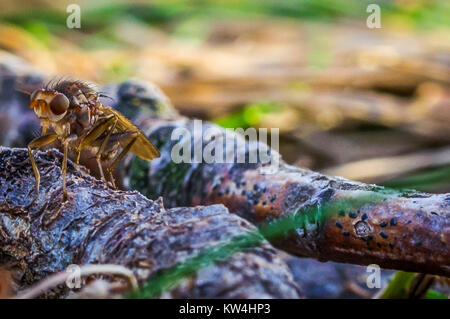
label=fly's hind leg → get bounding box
[105,131,139,188]
[27,133,58,199]
[95,117,118,184]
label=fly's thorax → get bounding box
[66,103,99,138]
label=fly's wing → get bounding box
[103,106,160,161]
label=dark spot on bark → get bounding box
[389,243,394,249]
[225,186,230,194]
[390,218,397,226]
[335,221,343,229]
[253,199,259,205]
[349,212,357,219]
[241,190,246,196]
[361,213,368,221]
[380,231,388,239]
[253,184,259,191]
[342,231,350,237]
[380,221,388,227]
[270,195,277,202]
[377,242,381,248]
[218,191,224,196]
[262,201,267,206]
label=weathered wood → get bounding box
[0,147,301,298]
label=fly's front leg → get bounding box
[61,134,77,200]
[106,132,139,188]
[61,141,69,200]
[75,115,116,164]
[27,134,58,198]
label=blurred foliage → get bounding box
[379,271,415,298]
[380,271,447,299]
[1,0,449,45]
[214,102,282,129]
[383,165,450,192]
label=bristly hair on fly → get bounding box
[43,76,114,102]
[13,75,115,106]
[44,76,98,93]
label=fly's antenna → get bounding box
[99,92,115,102]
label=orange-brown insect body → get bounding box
[27,79,160,199]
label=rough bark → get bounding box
[0,147,302,298]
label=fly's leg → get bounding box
[95,117,118,184]
[62,141,68,199]
[75,115,116,164]
[106,132,139,188]
[27,134,58,198]
[61,134,77,200]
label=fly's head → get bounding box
[29,89,70,123]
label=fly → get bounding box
[27,79,160,200]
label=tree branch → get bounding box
[0,147,301,298]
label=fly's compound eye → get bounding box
[49,93,69,115]
[30,89,39,102]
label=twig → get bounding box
[15,264,138,299]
